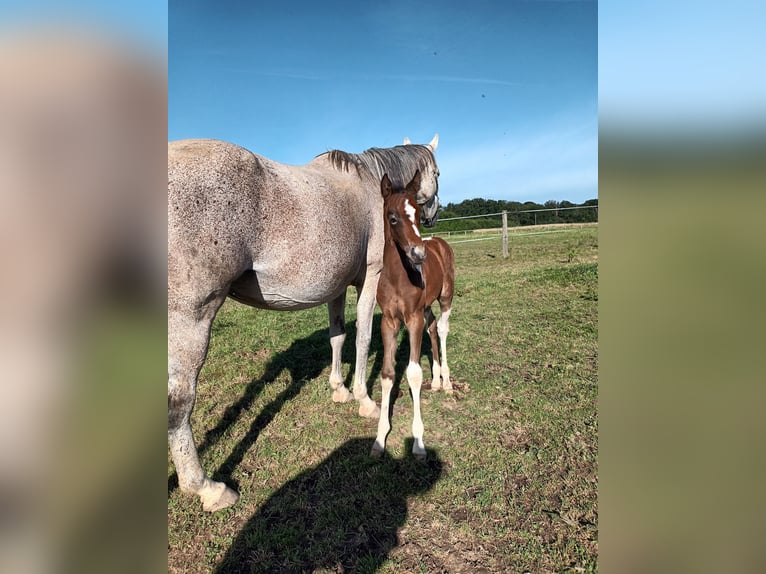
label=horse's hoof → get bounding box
[199,480,240,512]
[430,380,442,391]
[413,439,427,460]
[358,399,380,419]
[370,446,384,458]
[332,386,353,403]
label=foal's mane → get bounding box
[318,145,435,188]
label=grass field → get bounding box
[168,223,598,573]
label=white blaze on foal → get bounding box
[403,199,421,238]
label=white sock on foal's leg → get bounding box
[371,376,393,457]
[431,359,441,390]
[437,308,452,393]
[406,361,426,458]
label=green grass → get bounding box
[168,223,598,573]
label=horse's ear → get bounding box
[381,173,393,199]
[406,169,421,195]
[403,137,411,145]
[427,133,439,152]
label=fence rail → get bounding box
[432,226,591,245]
[426,210,597,256]
[437,212,505,222]
[437,205,597,223]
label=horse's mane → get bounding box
[318,145,435,188]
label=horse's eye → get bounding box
[389,217,398,225]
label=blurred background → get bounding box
[0,2,166,573]
[599,1,766,573]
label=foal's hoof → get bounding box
[358,399,381,419]
[413,439,427,461]
[199,480,240,512]
[332,386,353,403]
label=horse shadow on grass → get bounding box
[169,309,422,494]
[214,437,443,573]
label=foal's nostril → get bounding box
[410,246,426,264]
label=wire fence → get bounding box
[424,209,597,256]
[442,228,582,244]
[433,205,598,232]
[436,205,597,223]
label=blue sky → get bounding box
[170,0,598,206]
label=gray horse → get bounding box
[169,135,440,511]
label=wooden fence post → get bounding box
[502,210,508,258]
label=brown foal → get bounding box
[373,170,455,458]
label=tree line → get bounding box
[430,197,598,232]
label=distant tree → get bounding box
[430,195,597,231]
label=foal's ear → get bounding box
[405,169,421,195]
[380,173,393,199]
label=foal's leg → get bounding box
[327,292,352,403]
[405,313,427,458]
[425,306,442,390]
[353,271,382,419]
[437,302,453,393]
[372,315,400,457]
[168,293,239,512]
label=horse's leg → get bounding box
[327,292,352,403]
[353,271,381,419]
[425,306,442,390]
[168,293,239,512]
[437,301,453,394]
[371,314,400,457]
[405,313,427,459]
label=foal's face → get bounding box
[381,172,427,266]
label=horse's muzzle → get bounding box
[409,245,426,265]
[420,195,439,228]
